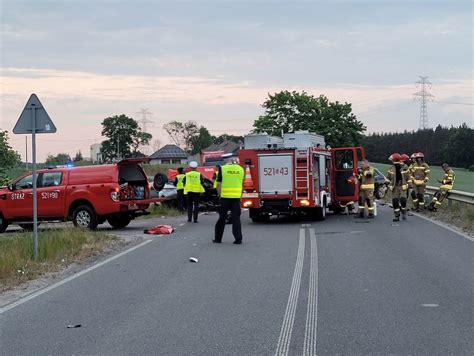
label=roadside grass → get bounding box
[381,190,474,234]
[0,228,118,291]
[422,200,474,233]
[371,162,474,193]
[142,203,184,218]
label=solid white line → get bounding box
[0,239,153,314]
[303,229,319,356]
[412,212,474,242]
[275,228,305,356]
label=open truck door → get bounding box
[331,147,364,203]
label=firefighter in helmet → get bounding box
[355,159,375,219]
[386,153,410,221]
[409,152,430,211]
[427,163,455,212]
[401,154,411,201]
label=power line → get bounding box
[432,101,473,106]
[413,76,435,130]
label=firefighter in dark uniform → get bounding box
[386,153,410,221]
[409,152,430,211]
[213,159,245,244]
[183,161,205,223]
[427,163,455,212]
[173,167,186,211]
[355,159,375,218]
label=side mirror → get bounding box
[8,184,15,191]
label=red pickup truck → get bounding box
[0,158,162,232]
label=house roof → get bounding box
[202,140,241,155]
[149,144,188,159]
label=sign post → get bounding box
[13,94,56,260]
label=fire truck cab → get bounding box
[239,131,364,222]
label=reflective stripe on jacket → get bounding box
[387,163,409,191]
[184,171,205,194]
[358,167,375,190]
[410,162,430,184]
[440,169,455,190]
[220,164,244,198]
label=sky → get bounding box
[1,0,472,162]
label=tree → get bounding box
[45,153,72,166]
[151,139,162,153]
[163,120,200,152]
[0,131,20,185]
[73,150,83,162]
[100,114,152,162]
[190,127,215,154]
[213,134,244,145]
[252,91,366,147]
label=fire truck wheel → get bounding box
[0,214,8,233]
[107,215,131,229]
[315,200,327,221]
[153,173,168,192]
[73,205,98,230]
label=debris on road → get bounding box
[67,324,82,328]
[144,224,174,235]
[189,257,199,263]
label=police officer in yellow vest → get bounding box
[427,163,455,212]
[173,167,186,211]
[213,159,245,244]
[183,161,205,223]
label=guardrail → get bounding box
[425,186,474,209]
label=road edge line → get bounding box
[411,212,474,242]
[0,239,153,314]
[275,228,306,356]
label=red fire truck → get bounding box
[238,132,365,222]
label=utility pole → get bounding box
[25,136,28,170]
[413,76,434,130]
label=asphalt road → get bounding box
[1,205,473,355]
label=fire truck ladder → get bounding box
[295,149,310,200]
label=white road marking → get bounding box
[178,223,185,227]
[421,303,439,308]
[0,240,153,314]
[275,228,305,356]
[303,228,319,356]
[412,212,474,242]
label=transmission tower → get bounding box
[413,76,434,130]
[136,108,154,132]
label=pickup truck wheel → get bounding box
[0,215,8,233]
[375,184,387,199]
[107,215,131,229]
[73,205,98,230]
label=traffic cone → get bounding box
[243,165,254,190]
